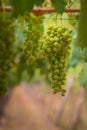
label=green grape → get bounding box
[41,25,71,95]
[0,16,16,95]
[62,92,65,96]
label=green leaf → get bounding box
[51,0,66,14]
[10,0,34,17]
[76,0,87,48]
[34,0,44,6]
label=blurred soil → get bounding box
[0,82,87,130]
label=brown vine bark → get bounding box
[0,6,12,12]
[0,6,80,14]
[32,6,80,15]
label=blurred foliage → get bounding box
[79,63,87,88]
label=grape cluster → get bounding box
[23,27,41,64]
[41,26,71,95]
[22,13,44,65]
[0,16,16,95]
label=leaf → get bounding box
[10,0,34,17]
[51,0,66,14]
[26,0,34,11]
[34,0,44,6]
[76,0,87,48]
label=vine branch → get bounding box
[0,6,80,15]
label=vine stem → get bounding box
[67,0,77,8]
[0,6,80,14]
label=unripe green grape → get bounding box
[61,88,66,93]
[54,64,58,69]
[53,46,59,52]
[54,42,60,48]
[62,92,65,96]
[54,69,59,75]
[53,87,61,94]
[53,75,58,80]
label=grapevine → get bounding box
[41,25,71,95]
[0,15,16,95]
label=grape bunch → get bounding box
[41,25,71,95]
[22,13,44,65]
[23,27,41,64]
[0,16,16,95]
